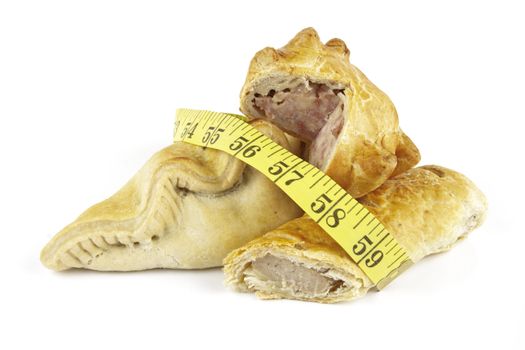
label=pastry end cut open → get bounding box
[223,215,374,303]
[248,77,347,172]
[240,27,421,197]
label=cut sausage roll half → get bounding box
[224,166,487,303]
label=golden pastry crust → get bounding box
[362,165,487,261]
[240,28,420,197]
[224,166,487,303]
[391,131,421,177]
[41,120,304,271]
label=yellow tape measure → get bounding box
[174,109,412,289]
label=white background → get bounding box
[1,1,523,349]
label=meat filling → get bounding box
[309,99,344,169]
[252,81,345,169]
[245,254,346,296]
[253,82,344,142]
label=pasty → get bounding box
[41,120,303,271]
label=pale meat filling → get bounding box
[252,81,345,169]
[244,254,346,296]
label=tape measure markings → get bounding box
[357,233,390,264]
[174,109,413,289]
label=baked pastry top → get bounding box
[240,28,420,197]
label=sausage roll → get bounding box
[224,166,487,303]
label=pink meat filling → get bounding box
[253,83,343,142]
[252,81,345,169]
[309,106,344,169]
